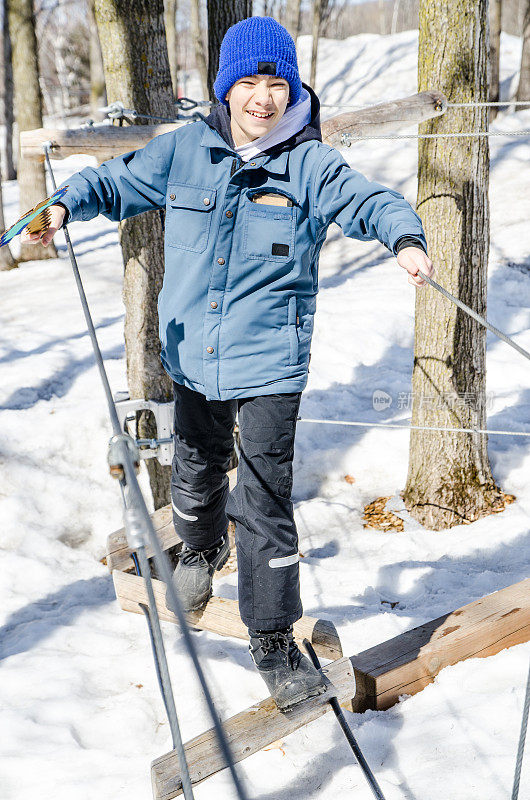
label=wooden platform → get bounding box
[112,569,343,661]
[151,576,530,799]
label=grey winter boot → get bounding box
[165,535,230,613]
[249,627,327,711]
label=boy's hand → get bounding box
[20,204,66,247]
[396,246,435,287]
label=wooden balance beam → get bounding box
[112,569,342,661]
[151,576,530,799]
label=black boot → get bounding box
[249,627,327,711]
[165,535,230,613]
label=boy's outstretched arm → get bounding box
[312,148,434,286]
[22,129,178,248]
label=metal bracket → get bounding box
[114,393,174,466]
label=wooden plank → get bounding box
[151,577,530,798]
[20,92,447,162]
[321,90,447,147]
[350,576,530,710]
[151,656,356,800]
[106,468,237,572]
[112,569,343,661]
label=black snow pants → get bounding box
[171,382,303,631]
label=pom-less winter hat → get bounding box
[213,16,302,107]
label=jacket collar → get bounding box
[199,83,322,173]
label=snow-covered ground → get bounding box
[1,29,530,800]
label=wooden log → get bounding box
[105,468,237,573]
[112,569,343,661]
[152,656,356,800]
[321,90,447,147]
[20,91,447,162]
[151,577,530,799]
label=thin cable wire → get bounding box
[297,417,530,437]
[341,129,530,142]
[43,145,249,800]
[512,658,530,800]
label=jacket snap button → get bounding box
[250,162,256,166]
[206,346,214,354]
[225,210,233,218]
[210,301,218,309]
[169,193,176,200]
[203,197,210,205]
[217,257,225,265]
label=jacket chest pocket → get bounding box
[243,197,296,262]
[165,183,216,253]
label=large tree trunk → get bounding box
[489,0,502,121]
[94,0,175,509]
[164,0,178,99]
[8,0,56,261]
[2,0,16,180]
[190,0,208,101]
[89,0,106,119]
[310,0,329,89]
[403,0,503,530]
[516,0,530,101]
[206,0,252,103]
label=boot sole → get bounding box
[277,682,328,712]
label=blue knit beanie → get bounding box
[214,16,302,108]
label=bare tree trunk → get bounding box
[489,0,502,121]
[285,0,302,41]
[310,0,328,88]
[206,0,252,103]
[8,0,56,261]
[89,0,106,119]
[164,0,178,99]
[2,0,16,180]
[0,162,17,270]
[403,0,504,530]
[190,0,208,101]
[516,0,530,100]
[94,0,175,509]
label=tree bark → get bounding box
[2,0,16,180]
[190,0,208,101]
[206,0,252,103]
[94,0,175,509]
[516,0,530,101]
[285,0,302,41]
[89,0,106,119]
[489,0,502,121]
[403,0,504,530]
[310,0,329,89]
[8,0,57,261]
[164,0,178,99]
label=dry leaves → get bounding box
[363,496,404,532]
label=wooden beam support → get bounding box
[151,577,530,799]
[20,91,447,162]
[113,569,343,661]
[105,469,237,573]
[321,90,447,147]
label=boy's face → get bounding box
[226,75,290,147]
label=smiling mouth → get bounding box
[246,110,274,119]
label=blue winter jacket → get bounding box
[59,86,427,400]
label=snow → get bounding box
[1,28,530,800]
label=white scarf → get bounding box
[234,87,312,162]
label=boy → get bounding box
[25,16,433,710]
